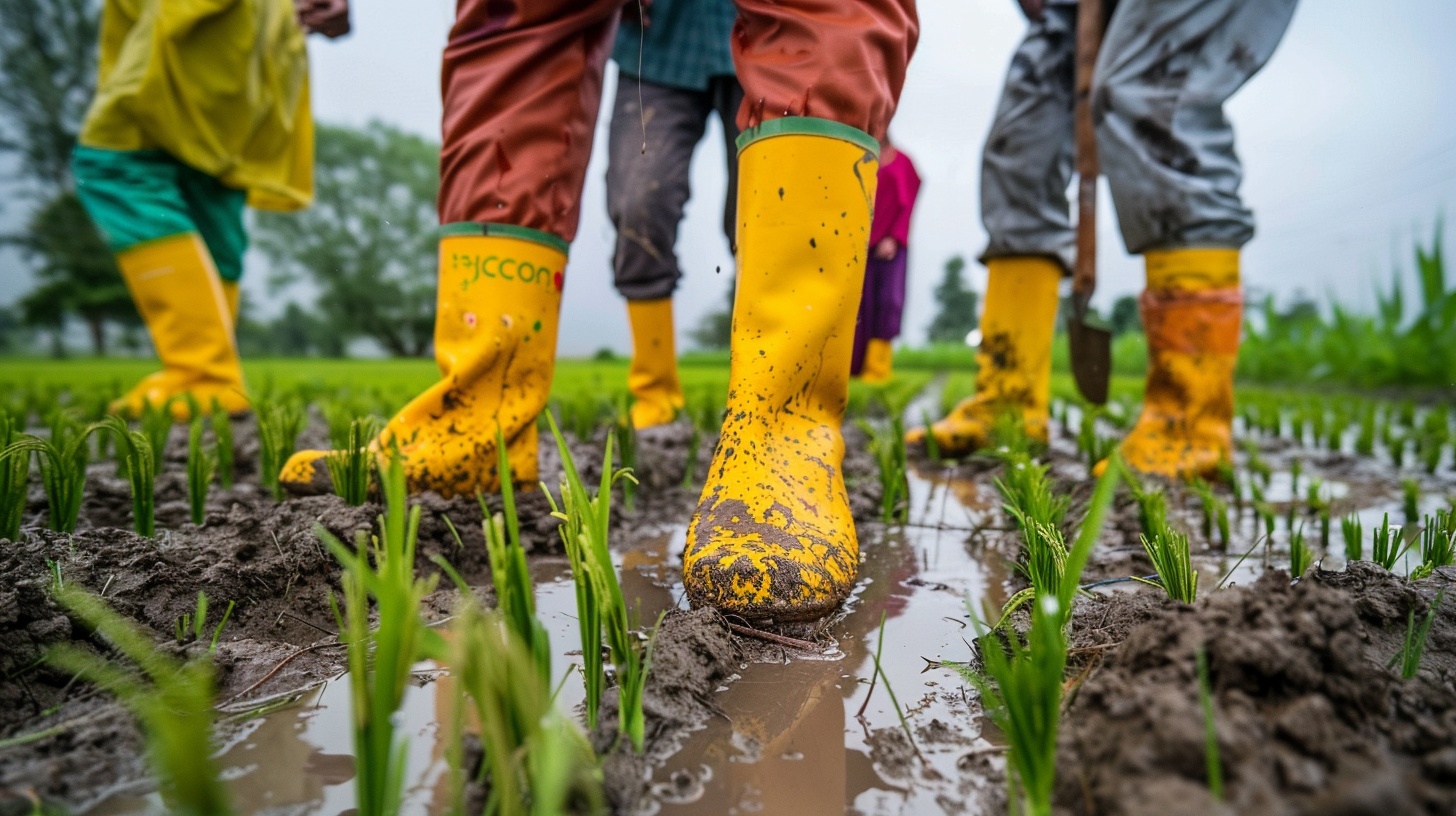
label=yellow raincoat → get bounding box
[79,0,314,211]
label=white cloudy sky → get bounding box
[4,0,1456,356]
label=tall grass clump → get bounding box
[1390,591,1443,680]
[963,459,1122,816]
[543,413,657,752]
[326,417,380,506]
[210,400,234,489]
[187,417,217,526]
[861,417,910,524]
[1,413,29,540]
[46,587,233,815]
[258,400,305,501]
[440,598,604,815]
[317,449,437,816]
[1142,529,1198,603]
[1342,513,1362,562]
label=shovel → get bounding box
[1068,0,1111,406]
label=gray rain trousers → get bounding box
[980,0,1298,269]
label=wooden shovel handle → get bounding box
[1073,0,1106,298]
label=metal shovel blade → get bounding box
[1068,297,1112,406]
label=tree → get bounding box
[0,0,134,355]
[254,121,440,357]
[690,276,735,350]
[926,255,980,344]
[1109,294,1141,336]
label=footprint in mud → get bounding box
[650,765,713,805]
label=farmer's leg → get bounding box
[177,162,248,320]
[72,147,245,418]
[857,250,906,383]
[1094,0,1298,478]
[607,78,712,428]
[708,75,746,252]
[683,0,917,620]
[282,0,621,497]
[909,6,1074,456]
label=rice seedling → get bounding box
[138,400,174,467]
[187,417,217,526]
[99,416,157,538]
[1187,478,1229,548]
[1,413,29,541]
[1076,407,1117,467]
[258,400,305,501]
[45,586,232,815]
[613,394,638,512]
[1194,647,1223,801]
[921,409,942,463]
[1241,440,1271,487]
[1390,433,1409,469]
[317,447,438,816]
[1140,529,1198,603]
[1342,513,1363,562]
[1289,524,1313,578]
[2,416,94,534]
[543,412,656,751]
[210,400,234,489]
[440,595,604,816]
[861,417,910,524]
[1372,513,1406,570]
[1410,510,1454,580]
[1402,478,1421,523]
[994,452,1069,536]
[1390,591,1443,680]
[481,428,551,683]
[995,516,1069,629]
[865,610,918,754]
[989,409,1036,457]
[1355,405,1377,456]
[325,417,380,506]
[1129,478,1167,540]
[172,592,236,649]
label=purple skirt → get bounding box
[851,248,907,375]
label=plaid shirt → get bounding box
[612,0,736,91]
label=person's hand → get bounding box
[873,237,899,261]
[1016,0,1044,22]
[295,0,350,38]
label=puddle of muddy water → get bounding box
[87,394,1453,816]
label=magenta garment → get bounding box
[869,148,921,247]
[852,148,920,374]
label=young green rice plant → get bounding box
[861,417,910,524]
[258,400,305,501]
[1355,404,1377,456]
[478,427,551,684]
[543,412,656,752]
[45,586,232,815]
[1372,513,1406,571]
[988,408,1036,458]
[209,399,234,489]
[99,416,157,538]
[1390,433,1409,470]
[1390,591,1443,680]
[325,417,381,506]
[1194,647,1223,801]
[1342,513,1363,562]
[1075,407,1117,467]
[439,595,603,816]
[138,399,174,467]
[994,452,1069,536]
[921,409,942,463]
[1141,529,1198,603]
[994,517,1069,629]
[1187,477,1229,548]
[1422,437,1445,474]
[1,413,29,541]
[317,448,438,816]
[1289,524,1314,578]
[1402,478,1421,523]
[1410,510,1454,580]
[613,393,638,512]
[187,417,217,526]
[1241,440,1272,487]
[1129,479,1168,540]
[2,416,95,534]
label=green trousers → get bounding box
[72,146,248,282]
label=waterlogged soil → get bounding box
[2,397,1455,815]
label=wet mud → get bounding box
[2,396,1454,815]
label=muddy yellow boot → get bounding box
[627,298,684,429]
[683,118,877,622]
[111,233,248,420]
[1109,249,1241,479]
[221,280,240,323]
[860,338,893,384]
[905,257,1060,456]
[280,226,566,496]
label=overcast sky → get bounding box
[5,0,1456,356]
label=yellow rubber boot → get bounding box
[1106,249,1241,479]
[112,233,248,419]
[905,257,1060,456]
[626,298,684,429]
[860,338,893,384]
[684,118,878,622]
[280,227,566,496]
[221,280,241,324]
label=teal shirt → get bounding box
[612,0,736,91]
